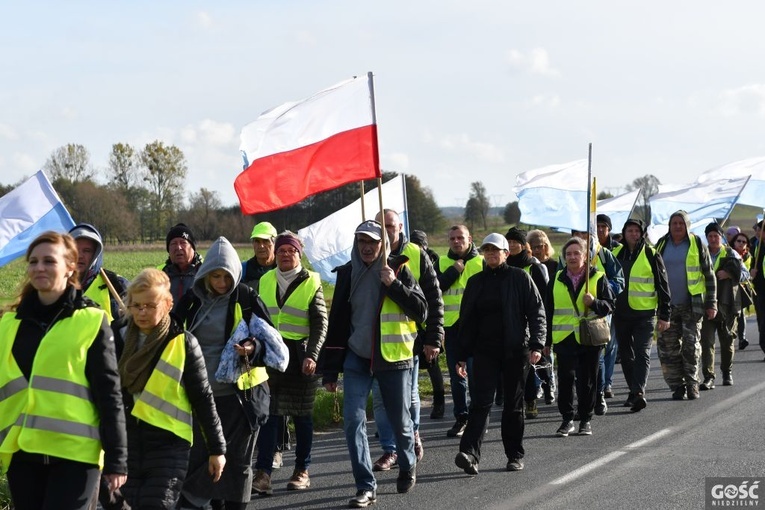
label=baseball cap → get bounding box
[480,233,509,251]
[354,220,382,241]
[250,221,277,240]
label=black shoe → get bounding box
[594,393,607,416]
[723,372,733,386]
[525,401,539,419]
[430,403,445,420]
[556,420,575,437]
[672,386,686,400]
[687,383,700,400]
[630,393,647,412]
[447,419,467,438]
[623,393,635,407]
[348,489,377,508]
[578,421,592,435]
[506,458,524,471]
[455,452,478,475]
[396,468,416,493]
[739,339,749,350]
[699,377,715,391]
[543,383,556,404]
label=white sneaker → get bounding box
[272,450,283,469]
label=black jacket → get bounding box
[457,263,546,360]
[11,286,127,475]
[613,240,672,322]
[113,316,226,456]
[320,253,428,383]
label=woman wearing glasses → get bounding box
[113,268,226,509]
[252,232,327,494]
[0,231,127,510]
[453,233,546,475]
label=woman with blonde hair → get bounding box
[528,229,557,278]
[114,268,226,509]
[0,231,127,510]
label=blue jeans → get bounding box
[372,356,420,453]
[255,413,313,473]
[598,318,618,392]
[445,325,473,418]
[342,350,415,491]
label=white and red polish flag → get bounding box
[235,73,381,214]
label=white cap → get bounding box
[480,233,509,251]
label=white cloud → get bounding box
[428,132,505,163]
[717,84,765,116]
[383,152,410,171]
[60,107,77,120]
[506,47,560,77]
[195,11,214,30]
[531,94,561,109]
[0,124,18,140]
[295,30,317,46]
[13,152,37,172]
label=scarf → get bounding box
[276,265,302,300]
[567,265,587,291]
[118,314,172,394]
[506,250,533,269]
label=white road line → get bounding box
[550,428,673,485]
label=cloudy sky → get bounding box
[3,1,765,209]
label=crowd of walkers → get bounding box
[1,209,762,509]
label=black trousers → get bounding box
[459,351,526,463]
[8,456,101,510]
[554,337,601,422]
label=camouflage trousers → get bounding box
[700,311,737,380]
[657,304,703,390]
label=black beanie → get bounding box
[596,214,612,231]
[622,218,646,236]
[505,227,527,245]
[704,222,724,237]
[166,223,196,252]
[410,230,429,250]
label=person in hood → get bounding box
[320,220,427,508]
[174,237,272,510]
[69,223,129,322]
[655,211,717,401]
[160,223,203,306]
[612,219,671,412]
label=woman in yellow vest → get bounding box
[252,232,328,494]
[0,231,127,510]
[174,236,273,510]
[544,237,615,438]
[114,268,226,509]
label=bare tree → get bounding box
[466,181,490,229]
[43,144,94,183]
[107,143,138,193]
[626,174,661,221]
[140,141,188,241]
[184,188,223,241]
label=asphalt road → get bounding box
[245,317,765,510]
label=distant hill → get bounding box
[439,206,503,218]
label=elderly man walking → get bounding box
[320,220,427,508]
[655,211,717,400]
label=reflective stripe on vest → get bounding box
[551,270,605,345]
[84,273,114,322]
[439,255,483,327]
[132,334,194,444]
[657,233,706,297]
[379,266,417,362]
[259,270,320,340]
[0,308,106,474]
[232,302,269,390]
[613,245,658,311]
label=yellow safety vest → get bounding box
[402,243,422,281]
[84,273,114,322]
[131,333,194,444]
[379,262,418,362]
[439,255,483,327]
[0,308,106,474]
[259,270,320,340]
[551,270,605,345]
[657,234,706,297]
[613,245,658,311]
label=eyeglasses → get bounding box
[128,303,159,312]
[531,244,546,250]
[276,248,299,256]
[735,240,748,244]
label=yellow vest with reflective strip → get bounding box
[84,273,115,322]
[439,255,483,327]
[613,245,658,311]
[0,308,106,474]
[657,233,706,297]
[402,243,421,281]
[132,333,193,444]
[231,302,269,390]
[379,262,418,362]
[551,270,605,344]
[259,270,320,340]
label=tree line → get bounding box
[0,142,447,244]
